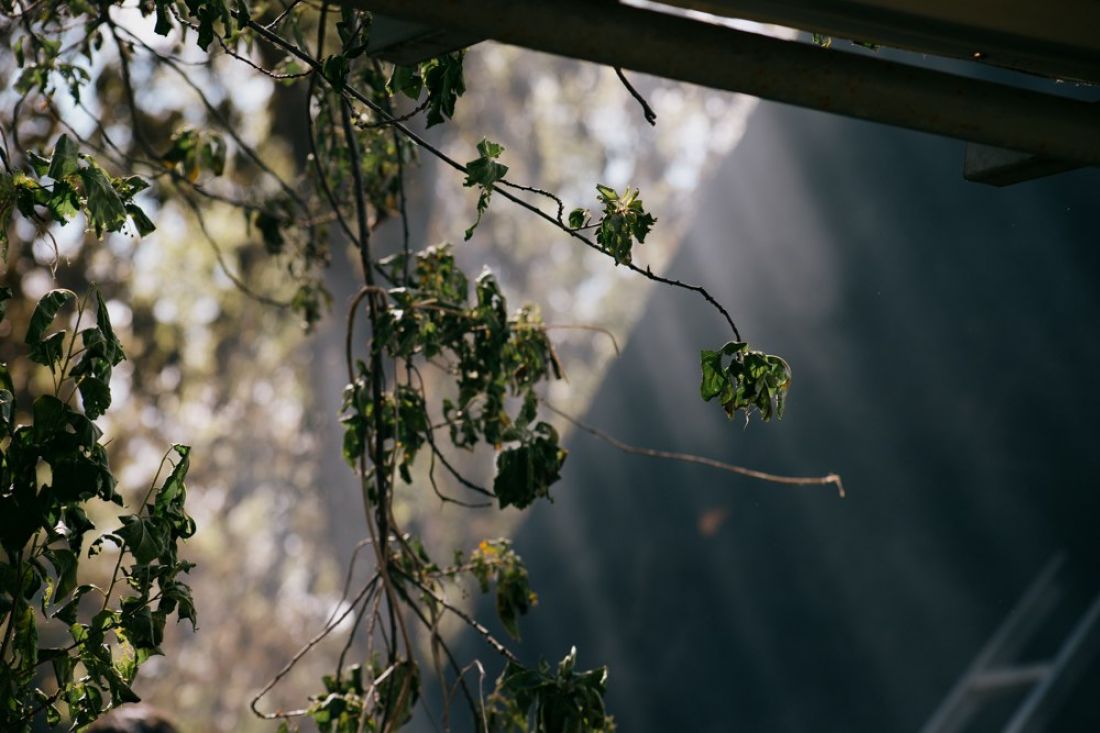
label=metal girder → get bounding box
[363,14,480,65]
[659,0,1100,84]
[353,0,1100,167]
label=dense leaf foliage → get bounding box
[0,288,195,732]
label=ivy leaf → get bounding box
[463,138,509,240]
[155,445,191,513]
[699,349,725,401]
[153,0,173,35]
[29,331,66,368]
[44,180,81,223]
[390,64,423,99]
[594,184,656,266]
[28,152,51,177]
[254,210,285,254]
[421,53,465,127]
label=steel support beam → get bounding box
[354,0,1100,166]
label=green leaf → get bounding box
[93,288,125,366]
[78,164,128,236]
[115,515,165,564]
[47,134,80,180]
[44,548,78,602]
[25,288,75,347]
[699,349,725,401]
[463,138,509,240]
[389,65,423,99]
[155,444,191,512]
[322,54,349,92]
[421,52,466,127]
[28,152,50,177]
[153,0,173,35]
[32,394,70,443]
[254,210,285,254]
[568,208,589,229]
[700,341,791,422]
[29,330,66,368]
[78,376,111,419]
[593,185,656,266]
[494,423,566,510]
[125,203,156,236]
[45,180,81,223]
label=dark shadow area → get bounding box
[504,100,1100,732]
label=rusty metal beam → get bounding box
[354,0,1100,166]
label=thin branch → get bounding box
[179,193,295,308]
[542,400,845,497]
[250,575,380,719]
[394,568,519,664]
[244,21,743,342]
[614,67,657,125]
[542,323,620,356]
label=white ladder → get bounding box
[920,554,1100,733]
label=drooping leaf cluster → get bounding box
[700,341,792,421]
[342,244,566,511]
[486,648,616,733]
[0,288,195,732]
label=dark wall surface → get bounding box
[506,99,1100,732]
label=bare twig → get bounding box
[394,568,519,664]
[542,400,845,497]
[614,67,657,125]
[250,575,380,720]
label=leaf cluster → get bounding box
[1,135,156,257]
[343,245,566,511]
[305,658,420,733]
[390,52,467,127]
[570,185,656,266]
[161,128,227,183]
[486,648,616,733]
[700,341,792,421]
[462,138,509,240]
[468,539,537,640]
